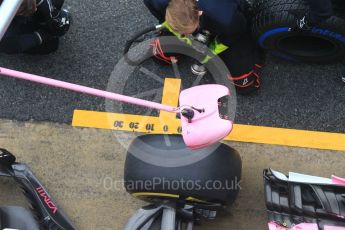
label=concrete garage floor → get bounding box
[1,120,345,229]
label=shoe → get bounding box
[229,70,261,95]
[25,30,59,55]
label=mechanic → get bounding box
[0,0,71,55]
[144,0,264,95]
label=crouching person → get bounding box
[144,0,265,95]
[0,0,71,55]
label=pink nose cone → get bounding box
[179,84,233,149]
[183,120,233,149]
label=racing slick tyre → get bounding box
[124,134,242,207]
[252,0,345,63]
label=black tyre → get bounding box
[124,135,242,207]
[252,0,345,63]
[333,0,345,19]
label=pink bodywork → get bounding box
[0,67,233,149]
[268,222,345,230]
[332,175,345,186]
[0,67,175,112]
[179,84,233,149]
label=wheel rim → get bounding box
[277,34,338,58]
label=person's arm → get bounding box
[143,0,169,23]
[305,0,333,23]
[199,0,247,50]
[216,10,248,48]
[35,0,59,21]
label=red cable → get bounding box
[150,39,174,64]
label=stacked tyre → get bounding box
[252,0,345,63]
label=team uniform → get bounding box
[144,0,264,95]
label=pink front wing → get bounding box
[179,84,233,149]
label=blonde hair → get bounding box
[165,0,200,35]
[17,0,36,16]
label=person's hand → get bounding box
[47,9,72,37]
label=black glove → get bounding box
[47,8,71,36]
[35,0,71,36]
[289,9,332,31]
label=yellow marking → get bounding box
[159,78,181,121]
[185,197,210,204]
[132,192,179,198]
[72,110,181,134]
[227,124,345,152]
[72,78,345,152]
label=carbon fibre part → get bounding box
[264,169,345,229]
[0,148,76,230]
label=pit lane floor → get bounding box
[1,119,344,230]
[1,0,345,133]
